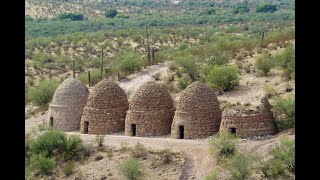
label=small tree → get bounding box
[255,53,276,76]
[206,66,240,92]
[272,95,295,131]
[105,9,118,18]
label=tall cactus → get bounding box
[72,60,75,78]
[152,47,155,65]
[88,70,91,87]
[101,47,104,80]
[49,65,52,82]
[146,25,150,66]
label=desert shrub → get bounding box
[174,56,199,81]
[28,130,66,156]
[226,153,252,180]
[29,130,82,160]
[272,95,295,131]
[176,75,192,90]
[271,137,295,172]
[255,53,275,76]
[114,51,142,75]
[57,13,85,21]
[131,142,148,158]
[209,132,237,159]
[77,69,101,86]
[27,79,59,106]
[263,84,277,98]
[119,157,141,180]
[95,135,105,147]
[256,4,277,13]
[233,5,250,14]
[158,148,173,164]
[206,66,240,92]
[30,153,56,174]
[275,46,295,79]
[105,9,118,18]
[203,170,217,180]
[120,142,130,152]
[255,137,294,178]
[207,52,229,66]
[179,43,188,51]
[62,161,75,176]
[62,135,83,161]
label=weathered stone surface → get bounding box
[220,97,278,138]
[48,77,89,131]
[125,81,174,137]
[171,81,222,139]
[80,80,128,134]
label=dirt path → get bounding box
[117,62,170,95]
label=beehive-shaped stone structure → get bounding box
[219,96,278,138]
[80,80,128,134]
[48,77,89,131]
[125,81,174,137]
[171,81,221,139]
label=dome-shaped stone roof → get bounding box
[86,80,128,109]
[51,77,89,106]
[129,81,173,111]
[176,81,219,113]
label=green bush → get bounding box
[275,46,295,79]
[205,66,240,92]
[27,79,59,106]
[30,153,56,174]
[77,69,101,86]
[113,51,142,75]
[255,53,275,76]
[272,95,295,131]
[119,157,142,180]
[209,132,237,159]
[175,56,199,81]
[203,170,217,180]
[256,4,277,13]
[226,153,252,180]
[57,13,85,21]
[233,5,250,14]
[29,130,82,160]
[29,130,66,157]
[105,9,118,18]
[62,135,83,161]
[271,137,295,172]
[263,84,277,98]
[177,76,192,90]
[131,142,148,158]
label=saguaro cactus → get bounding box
[101,47,104,80]
[88,70,91,87]
[146,25,151,66]
[152,47,155,65]
[72,60,75,78]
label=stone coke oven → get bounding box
[80,80,128,134]
[48,77,89,131]
[219,97,278,138]
[171,81,221,139]
[125,81,174,137]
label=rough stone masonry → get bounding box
[80,80,128,134]
[125,81,174,137]
[171,81,222,139]
[219,96,278,138]
[48,77,89,131]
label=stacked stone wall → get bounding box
[125,81,174,137]
[171,81,222,139]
